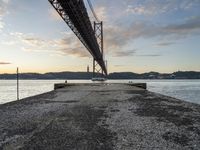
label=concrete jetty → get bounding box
[0,83,200,149]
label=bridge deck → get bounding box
[0,83,200,149]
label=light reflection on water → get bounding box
[0,80,64,104]
[0,80,200,104]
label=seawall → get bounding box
[0,83,200,149]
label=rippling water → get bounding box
[0,80,200,104]
[0,80,64,104]
[145,80,200,104]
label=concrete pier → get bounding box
[0,83,200,149]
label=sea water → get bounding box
[0,80,200,104]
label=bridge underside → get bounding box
[49,0,107,75]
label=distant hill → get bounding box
[0,71,200,79]
[0,72,94,80]
[109,71,200,79]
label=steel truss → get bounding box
[93,21,105,77]
[48,0,107,75]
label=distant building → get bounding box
[87,65,90,72]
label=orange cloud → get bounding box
[0,61,11,65]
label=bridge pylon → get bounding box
[93,21,106,78]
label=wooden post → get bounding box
[17,67,19,100]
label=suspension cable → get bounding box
[86,0,100,22]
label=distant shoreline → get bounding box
[1,79,200,80]
[0,71,200,80]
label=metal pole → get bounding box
[17,67,19,100]
[93,59,95,78]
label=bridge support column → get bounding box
[93,59,104,78]
[93,21,107,78]
[94,22,104,57]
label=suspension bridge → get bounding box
[1,1,200,149]
[48,0,107,76]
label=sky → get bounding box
[0,0,200,74]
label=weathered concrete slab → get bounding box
[54,83,147,90]
[0,83,200,150]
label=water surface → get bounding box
[0,80,200,104]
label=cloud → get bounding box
[4,0,199,60]
[136,54,161,57]
[0,0,9,31]
[52,34,90,57]
[0,19,4,30]
[0,40,16,45]
[0,61,11,65]
[2,0,9,3]
[57,47,90,58]
[0,0,9,17]
[104,25,127,48]
[130,16,200,38]
[10,32,23,37]
[112,50,136,57]
[125,0,199,16]
[103,16,200,53]
[165,16,200,34]
[94,6,108,21]
[156,42,175,47]
[126,5,151,15]
[23,37,46,47]
[114,65,125,67]
[10,32,91,58]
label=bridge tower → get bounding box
[93,21,106,78]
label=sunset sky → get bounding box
[0,0,200,73]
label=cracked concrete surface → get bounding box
[0,83,200,150]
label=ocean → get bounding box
[0,80,200,104]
